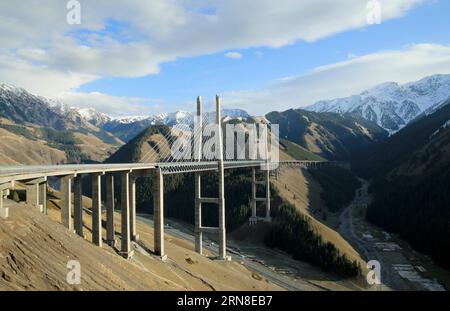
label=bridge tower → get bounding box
[249,133,272,225]
[194,96,203,255]
[216,95,227,260]
[193,95,229,260]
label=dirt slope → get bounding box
[0,199,282,291]
[273,151,366,270]
[0,128,66,165]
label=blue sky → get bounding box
[1,0,450,116]
[80,0,450,107]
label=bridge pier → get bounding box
[61,175,73,231]
[0,186,10,219]
[92,173,103,247]
[39,181,47,215]
[129,174,138,241]
[249,168,258,225]
[25,183,39,209]
[249,166,271,225]
[194,173,203,255]
[25,177,46,213]
[120,172,133,259]
[73,175,84,238]
[216,96,228,261]
[264,165,271,222]
[194,96,203,255]
[105,174,115,247]
[191,96,229,260]
[153,168,166,260]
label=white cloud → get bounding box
[0,0,425,99]
[224,44,450,114]
[224,52,242,59]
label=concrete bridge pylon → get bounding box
[193,95,230,261]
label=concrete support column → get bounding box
[92,173,103,247]
[73,175,84,238]
[120,172,133,259]
[105,174,115,247]
[153,168,166,259]
[194,96,203,255]
[129,174,138,241]
[194,173,202,255]
[249,168,258,226]
[216,95,227,260]
[251,168,257,217]
[39,182,47,214]
[61,176,73,230]
[264,166,271,222]
[26,183,39,209]
[0,189,9,219]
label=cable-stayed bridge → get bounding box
[0,96,345,261]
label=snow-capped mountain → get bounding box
[0,82,91,130]
[77,108,112,127]
[305,74,450,132]
[107,108,249,126]
[99,108,250,142]
[1,80,250,142]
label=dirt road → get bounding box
[338,179,445,291]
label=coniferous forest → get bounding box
[134,168,361,278]
[265,200,361,278]
[353,100,450,270]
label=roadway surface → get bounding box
[0,160,336,184]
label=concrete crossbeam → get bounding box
[196,197,219,204]
[197,227,220,234]
[0,182,13,192]
[254,198,267,202]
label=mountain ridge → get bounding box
[305,74,450,133]
[266,108,388,161]
[352,98,450,268]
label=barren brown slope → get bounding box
[0,127,66,165]
[273,150,367,271]
[0,199,282,291]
